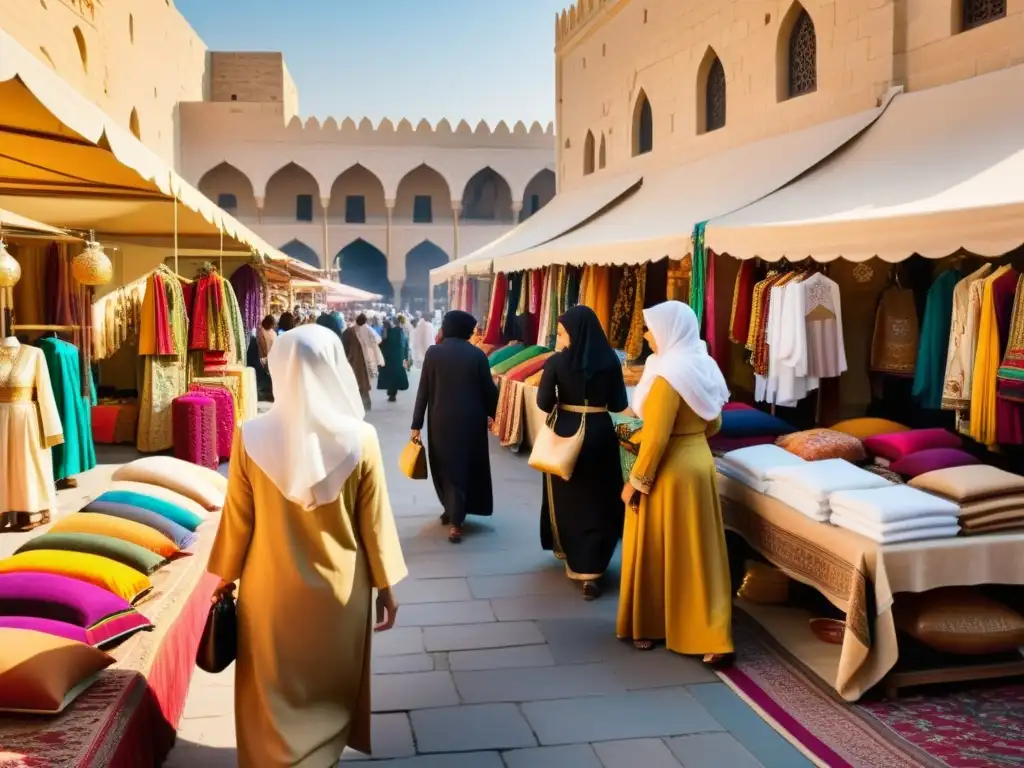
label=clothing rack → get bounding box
[13,324,80,332]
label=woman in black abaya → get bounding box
[411,310,498,543]
[537,305,628,600]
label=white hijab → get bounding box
[631,301,730,422]
[242,325,366,511]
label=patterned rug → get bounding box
[719,609,1024,768]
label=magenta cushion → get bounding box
[0,572,153,647]
[890,448,981,478]
[862,429,963,463]
[723,403,756,412]
[0,617,88,645]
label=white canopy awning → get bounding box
[0,28,283,261]
[431,172,641,280]
[706,63,1024,262]
[491,94,896,272]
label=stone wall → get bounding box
[0,0,209,167]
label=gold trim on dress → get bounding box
[0,387,34,403]
[545,474,605,582]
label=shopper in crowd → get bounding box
[277,311,296,334]
[341,317,373,411]
[353,313,384,382]
[250,314,277,401]
[617,301,733,664]
[377,318,411,403]
[411,310,499,543]
[207,324,408,768]
[536,305,628,600]
[411,311,436,368]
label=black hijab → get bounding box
[315,312,344,342]
[442,310,477,341]
[559,305,620,382]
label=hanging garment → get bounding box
[729,260,758,345]
[913,269,961,410]
[667,257,690,302]
[994,273,1024,445]
[969,266,1014,447]
[483,273,508,346]
[138,271,189,453]
[870,286,919,376]
[942,264,992,424]
[0,344,63,515]
[998,275,1024,402]
[610,266,639,349]
[623,266,648,362]
[38,338,96,482]
[688,221,709,331]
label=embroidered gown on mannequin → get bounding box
[0,344,63,516]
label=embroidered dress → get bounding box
[870,286,919,376]
[942,264,992,426]
[0,345,63,516]
[913,269,961,410]
[729,260,757,345]
[969,267,1014,448]
[998,275,1024,402]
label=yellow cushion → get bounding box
[51,513,180,559]
[112,456,226,511]
[0,628,114,714]
[108,480,210,522]
[828,418,911,440]
[0,551,153,604]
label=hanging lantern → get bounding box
[71,233,113,286]
[0,238,21,288]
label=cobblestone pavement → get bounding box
[166,377,812,767]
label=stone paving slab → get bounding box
[592,739,684,768]
[502,744,603,768]
[421,620,545,652]
[410,703,537,753]
[397,599,497,626]
[448,644,556,672]
[452,662,625,703]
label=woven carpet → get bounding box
[718,608,1024,768]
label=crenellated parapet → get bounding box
[555,0,617,48]
[287,115,554,141]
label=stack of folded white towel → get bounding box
[716,445,807,493]
[763,459,893,522]
[829,485,961,544]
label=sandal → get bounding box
[703,653,735,669]
[582,581,602,601]
[633,639,655,651]
[448,526,463,544]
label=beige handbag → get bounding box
[528,402,588,481]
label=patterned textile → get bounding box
[720,609,1024,768]
[861,464,905,484]
[775,428,866,463]
[483,273,508,345]
[689,221,708,331]
[506,351,553,383]
[729,259,758,345]
[493,378,527,450]
[999,275,1024,401]
[188,384,236,460]
[623,266,648,362]
[870,286,919,376]
[191,376,242,421]
[610,266,639,349]
[171,395,218,469]
[613,414,644,483]
[137,272,188,453]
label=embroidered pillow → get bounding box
[112,456,226,511]
[862,429,962,465]
[17,533,165,575]
[776,429,866,463]
[829,418,911,440]
[0,629,115,714]
[52,514,181,559]
[890,448,980,479]
[718,409,796,438]
[0,551,153,605]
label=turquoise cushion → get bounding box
[93,490,203,532]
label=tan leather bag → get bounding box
[528,404,588,481]
[399,438,427,480]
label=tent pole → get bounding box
[173,197,179,275]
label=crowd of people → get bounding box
[209,299,734,767]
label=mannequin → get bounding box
[0,308,63,531]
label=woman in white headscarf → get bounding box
[617,301,734,665]
[207,324,408,768]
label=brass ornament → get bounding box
[0,239,21,288]
[71,238,113,286]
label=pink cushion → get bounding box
[723,403,756,412]
[890,448,980,478]
[863,429,962,463]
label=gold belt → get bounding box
[559,405,607,414]
[0,387,34,404]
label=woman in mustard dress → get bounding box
[618,301,734,665]
[208,325,408,767]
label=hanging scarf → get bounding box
[689,221,708,333]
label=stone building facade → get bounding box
[181,53,556,305]
[554,0,1024,191]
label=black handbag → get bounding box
[196,586,237,674]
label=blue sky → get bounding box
[176,0,566,126]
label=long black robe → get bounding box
[377,328,410,393]
[411,338,499,525]
[341,326,372,410]
[537,352,628,580]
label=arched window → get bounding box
[583,130,596,175]
[73,26,88,72]
[598,134,607,169]
[787,8,817,99]
[129,108,141,140]
[705,57,726,133]
[633,91,653,156]
[962,0,1006,31]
